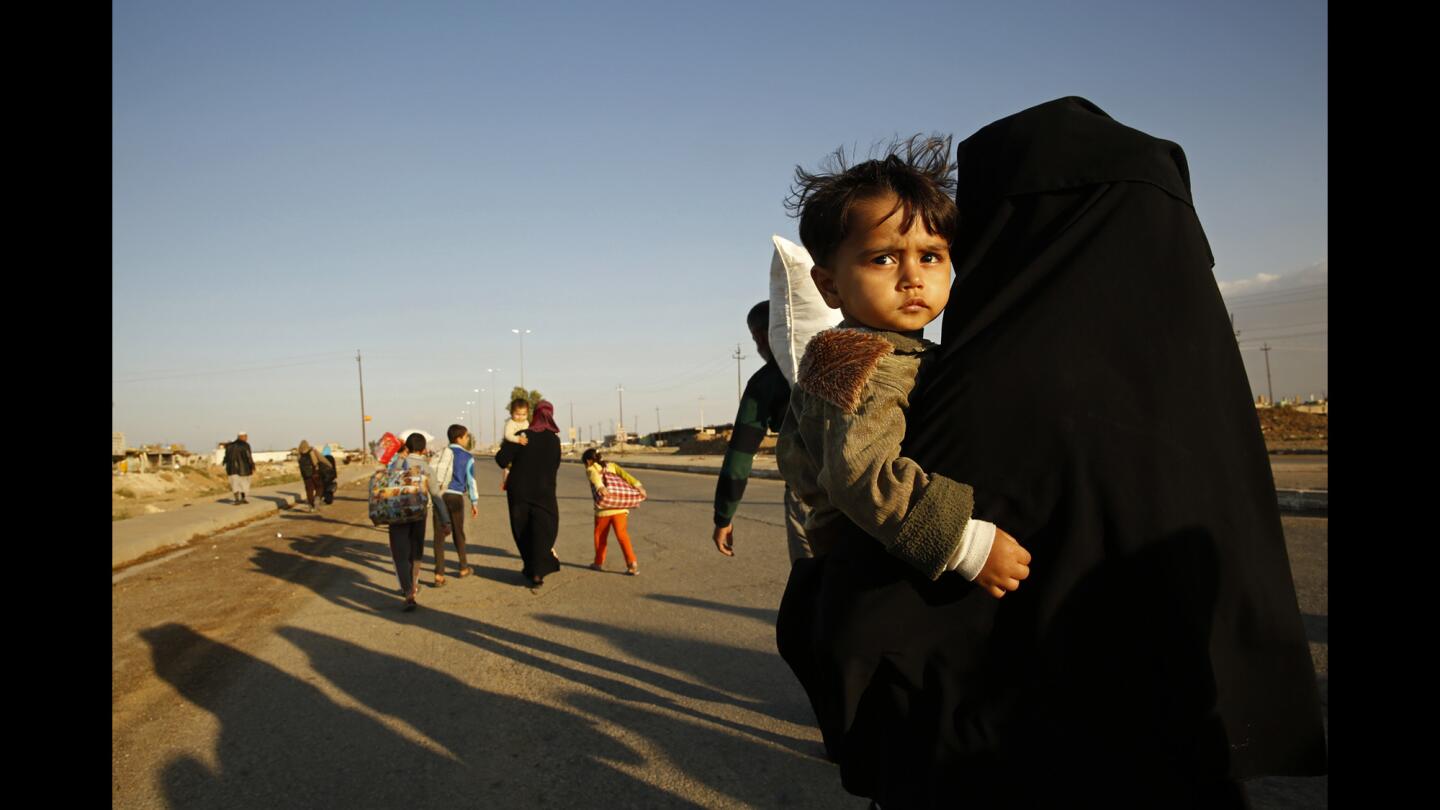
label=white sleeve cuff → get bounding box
[946,518,997,581]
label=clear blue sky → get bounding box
[113,0,1327,451]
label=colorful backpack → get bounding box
[368,459,430,526]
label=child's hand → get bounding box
[470,504,478,518]
[976,527,1032,599]
[517,434,529,446]
[596,486,608,499]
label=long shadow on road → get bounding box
[140,623,684,810]
[644,594,779,625]
[235,543,842,807]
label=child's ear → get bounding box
[810,265,843,310]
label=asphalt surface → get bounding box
[112,464,1327,808]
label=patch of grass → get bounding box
[115,488,136,499]
[113,510,131,522]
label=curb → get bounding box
[113,500,296,570]
[111,470,372,570]
[1276,488,1328,516]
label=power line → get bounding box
[615,354,733,394]
[113,354,353,384]
[1238,330,1327,347]
[115,350,351,378]
[1232,320,1328,333]
[1246,344,1327,352]
[1220,281,1328,302]
[1225,292,1328,312]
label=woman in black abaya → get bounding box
[494,400,562,586]
[776,97,1326,808]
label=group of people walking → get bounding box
[219,432,338,509]
[374,398,648,610]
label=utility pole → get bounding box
[570,401,575,450]
[356,350,369,459]
[733,343,747,407]
[1261,343,1274,406]
[698,396,705,431]
[655,407,661,436]
[616,384,626,451]
[1230,312,1241,341]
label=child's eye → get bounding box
[871,255,896,266]
[921,252,944,263]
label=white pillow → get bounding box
[768,234,842,385]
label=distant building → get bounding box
[625,423,736,447]
[114,443,191,474]
[252,450,292,464]
[112,432,125,456]
[139,445,181,469]
[210,442,292,466]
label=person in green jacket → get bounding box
[711,301,812,562]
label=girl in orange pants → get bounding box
[583,449,645,575]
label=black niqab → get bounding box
[776,97,1326,808]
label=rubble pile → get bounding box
[1256,407,1328,441]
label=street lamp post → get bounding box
[616,384,626,451]
[474,388,484,446]
[487,368,500,450]
[511,329,532,389]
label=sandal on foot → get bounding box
[588,562,603,571]
[457,566,473,579]
[433,574,447,587]
[626,564,639,576]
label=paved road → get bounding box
[112,464,1327,808]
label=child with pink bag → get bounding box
[582,448,646,576]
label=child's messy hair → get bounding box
[784,134,957,268]
[509,398,530,414]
